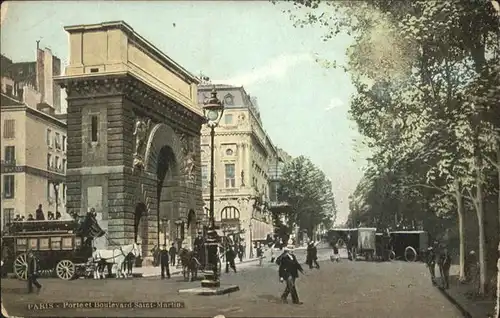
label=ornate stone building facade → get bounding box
[199,84,282,257]
[54,21,204,259]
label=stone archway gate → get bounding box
[55,21,205,258]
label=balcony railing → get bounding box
[0,160,16,166]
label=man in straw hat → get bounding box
[276,245,304,304]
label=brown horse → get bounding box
[178,248,199,282]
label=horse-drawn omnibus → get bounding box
[389,230,429,262]
[1,212,105,280]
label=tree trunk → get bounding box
[496,242,500,318]
[454,179,466,281]
[496,139,500,232]
[475,168,487,296]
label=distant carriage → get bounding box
[389,230,429,262]
[327,228,358,248]
[1,212,106,280]
[357,228,377,261]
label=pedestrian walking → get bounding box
[426,246,437,285]
[169,243,177,266]
[438,246,451,289]
[270,244,276,263]
[160,244,170,279]
[26,249,42,293]
[276,246,304,304]
[257,244,264,266]
[331,242,340,262]
[225,246,237,273]
[311,241,320,269]
[237,243,244,262]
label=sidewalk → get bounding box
[136,257,260,278]
[436,265,496,318]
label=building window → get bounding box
[224,93,234,106]
[226,149,233,156]
[225,164,235,188]
[5,84,13,96]
[62,136,66,151]
[3,175,15,199]
[201,165,209,188]
[4,146,15,163]
[91,115,98,142]
[3,120,15,139]
[62,184,66,200]
[224,114,233,125]
[55,156,60,171]
[55,133,61,150]
[3,208,14,229]
[47,181,51,200]
[47,154,52,169]
[46,129,52,146]
[62,159,66,172]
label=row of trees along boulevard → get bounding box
[276,0,500,301]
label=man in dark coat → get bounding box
[306,241,320,269]
[27,249,42,293]
[168,243,177,266]
[438,246,452,289]
[193,232,204,267]
[159,244,170,279]
[426,246,437,285]
[225,246,237,273]
[35,204,45,221]
[276,246,304,304]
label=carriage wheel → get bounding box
[14,253,29,280]
[336,238,345,248]
[56,260,75,280]
[388,250,396,261]
[404,246,417,262]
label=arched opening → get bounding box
[134,203,147,243]
[156,146,177,248]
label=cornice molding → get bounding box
[56,73,205,135]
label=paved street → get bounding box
[1,247,462,318]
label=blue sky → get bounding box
[1,1,369,224]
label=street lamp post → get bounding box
[202,88,224,286]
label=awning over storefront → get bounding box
[251,219,273,241]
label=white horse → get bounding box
[93,243,141,279]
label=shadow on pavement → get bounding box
[256,294,282,304]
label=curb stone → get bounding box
[435,286,472,318]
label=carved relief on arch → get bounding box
[178,132,197,183]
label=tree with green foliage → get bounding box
[277,0,500,296]
[278,156,337,238]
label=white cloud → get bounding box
[324,97,344,111]
[212,53,313,87]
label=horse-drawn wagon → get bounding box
[389,230,428,262]
[1,212,105,280]
[357,227,377,261]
